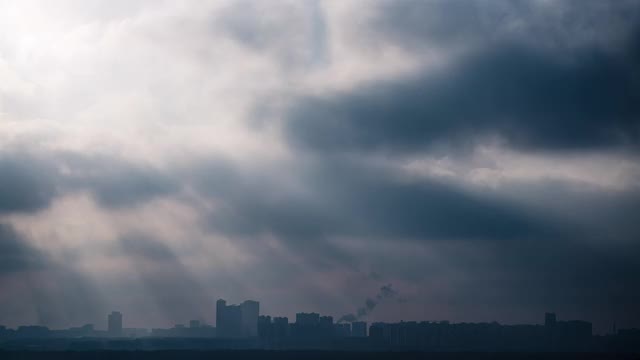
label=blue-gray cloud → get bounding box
[286,33,640,153]
[0,222,47,274]
[0,154,59,214]
[370,0,640,51]
[60,153,180,209]
[0,150,180,214]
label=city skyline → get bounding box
[5,296,640,352]
[0,289,626,336]
[0,302,608,337]
[0,307,599,338]
[4,304,630,352]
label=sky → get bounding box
[0,0,639,334]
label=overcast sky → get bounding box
[1,0,639,334]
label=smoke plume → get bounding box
[338,284,398,323]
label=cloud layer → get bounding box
[1,0,639,333]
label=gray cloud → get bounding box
[371,0,640,51]
[493,178,640,243]
[0,150,180,214]
[199,157,565,244]
[0,222,47,274]
[286,33,640,153]
[0,154,59,214]
[58,152,180,208]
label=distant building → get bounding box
[16,326,50,338]
[545,312,556,329]
[216,299,259,338]
[319,316,335,338]
[319,316,334,326]
[334,323,351,337]
[293,312,325,339]
[225,304,243,337]
[108,311,123,336]
[258,315,272,339]
[65,324,94,337]
[351,321,367,337]
[369,322,386,341]
[241,300,259,337]
[122,327,149,338]
[542,312,593,350]
[296,312,320,326]
[273,317,289,339]
[0,310,607,351]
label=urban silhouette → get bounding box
[1,301,639,354]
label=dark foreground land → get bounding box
[0,351,639,360]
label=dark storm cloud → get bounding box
[59,153,180,208]
[81,162,177,209]
[493,178,640,243]
[372,0,640,50]
[0,222,47,274]
[195,156,568,251]
[186,158,355,270]
[371,0,498,47]
[286,33,640,153]
[0,154,58,214]
[0,150,179,214]
[305,159,563,241]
